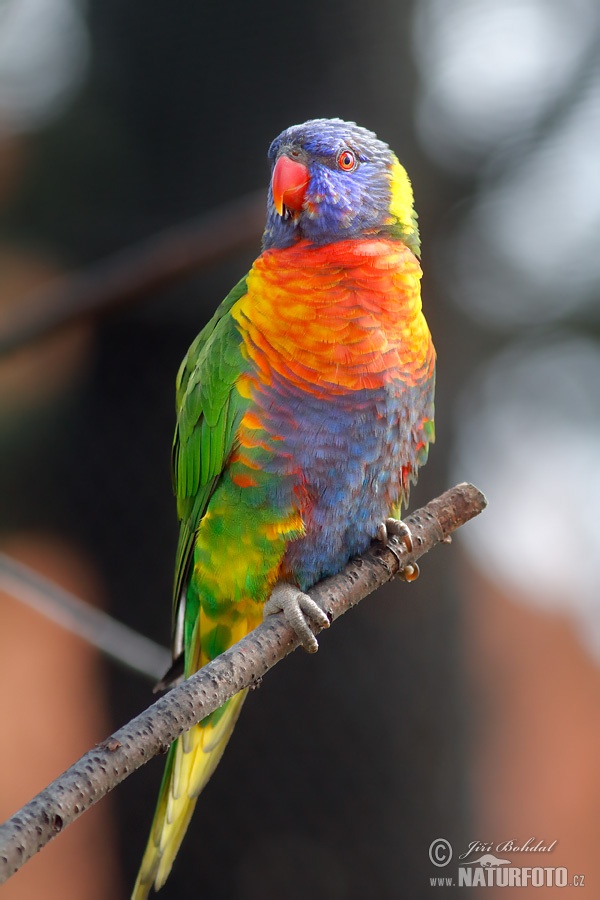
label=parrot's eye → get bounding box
[336,149,357,172]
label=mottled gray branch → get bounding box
[0,553,170,682]
[0,483,486,884]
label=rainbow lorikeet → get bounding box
[132,118,435,897]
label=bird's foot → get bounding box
[376,517,413,553]
[263,582,330,653]
[377,518,420,581]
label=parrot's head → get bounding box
[262,118,419,256]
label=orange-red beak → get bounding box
[271,155,310,216]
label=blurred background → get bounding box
[1,0,599,897]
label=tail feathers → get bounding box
[131,691,247,899]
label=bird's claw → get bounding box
[377,517,413,553]
[397,561,420,582]
[263,582,330,653]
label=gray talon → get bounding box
[376,522,388,547]
[264,582,329,653]
[383,517,414,553]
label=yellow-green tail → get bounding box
[131,690,247,899]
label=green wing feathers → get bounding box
[133,278,251,899]
[171,276,249,614]
[174,275,248,408]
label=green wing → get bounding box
[171,276,249,641]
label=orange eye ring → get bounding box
[337,148,357,171]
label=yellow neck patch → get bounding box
[388,157,420,256]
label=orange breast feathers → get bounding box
[232,239,434,397]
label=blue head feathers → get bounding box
[262,118,419,255]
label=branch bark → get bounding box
[0,482,486,884]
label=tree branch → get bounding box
[0,190,265,358]
[0,483,486,884]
